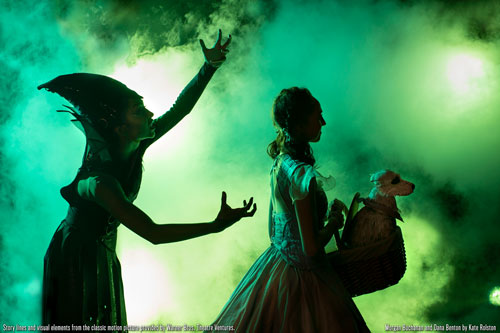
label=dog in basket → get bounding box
[342,170,414,247]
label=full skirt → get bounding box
[211,246,369,332]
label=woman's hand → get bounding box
[213,191,256,232]
[317,199,348,248]
[327,199,348,230]
[200,29,231,68]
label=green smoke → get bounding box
[1,0,499,330]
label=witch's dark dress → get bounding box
[42,63,216,325]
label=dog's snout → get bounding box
[411,183,415,190]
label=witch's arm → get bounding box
[78,174,256,244]
[147,62,216,143]
[145,30,231,146]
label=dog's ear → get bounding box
[370,170,388,185]
[370,172,382,183]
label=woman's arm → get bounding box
[318,222,337,248]
[145,62,217,145]
[318,199,347,247]
[294,178,321,257]
[78,175,256,244]
[144,30,231,146]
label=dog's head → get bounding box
[370,170,415,197]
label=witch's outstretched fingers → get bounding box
[216,29,222,45]
[199,39,207,51]
[222,34,232,49]
[221,191,227,207]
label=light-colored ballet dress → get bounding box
[209,154,369,332]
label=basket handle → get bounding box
[339,192,362,249]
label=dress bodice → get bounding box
[269,154,328,269]
[59,143,146,242]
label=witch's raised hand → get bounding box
[200,29,232,68]
[213,191,256,232]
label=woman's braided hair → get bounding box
[267,87,318,166]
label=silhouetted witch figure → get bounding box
[39,30,256,325]
[209,87,369,332]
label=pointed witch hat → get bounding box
[37,73,141,121]
[38,73,142,164]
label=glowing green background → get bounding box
[1,0,499,330]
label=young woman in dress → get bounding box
[40,30,256,325]
[209,87,369,332]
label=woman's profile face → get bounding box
[119,98,155,141]
[298,99,326,143]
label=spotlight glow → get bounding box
[110,54,200,156]
[489,287,500,306]
[446,54,485,94]
[120,249,176,323]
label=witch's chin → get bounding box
[140,129,156,140]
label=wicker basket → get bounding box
[327,193,407,297]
